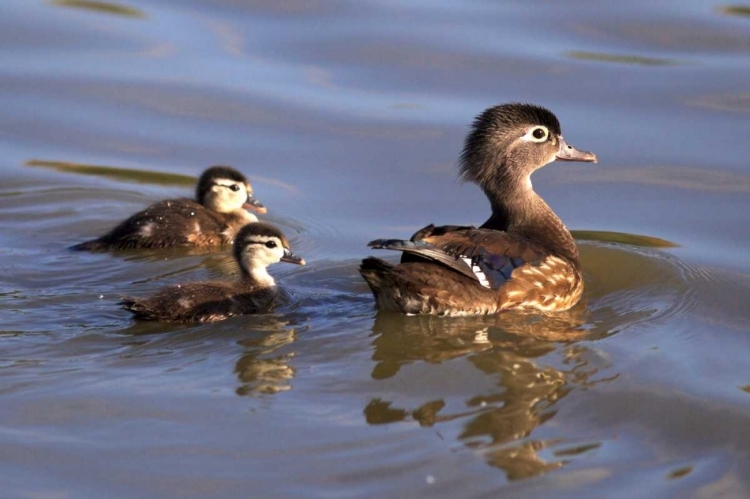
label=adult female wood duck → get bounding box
[360,103,597,316]
[122,222,305,323]
[71,165,266,251]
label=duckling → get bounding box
[360,103,598,316]
[71,165,266,251]
[122,222,305,323]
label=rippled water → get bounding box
[2,0,750,497]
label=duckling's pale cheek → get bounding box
[275,247,286,263]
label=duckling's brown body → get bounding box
[122,279,278,323]
[72,165,265,251]
[74,197,255,250]
[122,222,304,323]
[360,103,596,316]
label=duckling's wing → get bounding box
[129,199,222,244]
[122,281,239,323]
[82,198,228,250]
[369,224,548,290]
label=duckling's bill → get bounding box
[244,194,267,214]
[555,137,598,163]
[281,248,305,265]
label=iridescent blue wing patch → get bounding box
[465,252,529,289]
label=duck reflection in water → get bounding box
[364,312,617,480]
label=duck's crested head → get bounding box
[196,165,266,215]
[233,222,305,275]
[459,103,596,191]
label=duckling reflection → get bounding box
[364,312,616,480]
[235,326,298,396]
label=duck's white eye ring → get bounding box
[523,126,549,142]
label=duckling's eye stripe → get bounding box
[212,178,243,189]
[243,236,273,245]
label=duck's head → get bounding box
[233,222,305,277]
[459,103,597,195]
[197,165,267,215]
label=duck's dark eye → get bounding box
[230,184,241,192]
[532,128,546,140]
[265,240,277,248]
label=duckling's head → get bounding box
[197,165,267,215]
[459,103,597,195]
[233,222,305,280]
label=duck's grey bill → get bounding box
[556,137,598,163]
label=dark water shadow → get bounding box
[25,159,299,195]
[565,51,684,66]
[50,0,146,19]
[26,159,195,186]
[571,230,678,248]
[717,5,750,19]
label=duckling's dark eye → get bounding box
[532,128,546,140]
[265,240,277,248]
[230,184,240,192]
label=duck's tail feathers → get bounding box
[358,257,405,309]
[359,257,396,289]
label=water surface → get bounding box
[2,0,750,497]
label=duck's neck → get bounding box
[480,180,579,263]
[240,266,277,288]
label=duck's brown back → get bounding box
[361,224,583,316]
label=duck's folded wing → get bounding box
[368,237,478,281]
[367,224,549,290]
